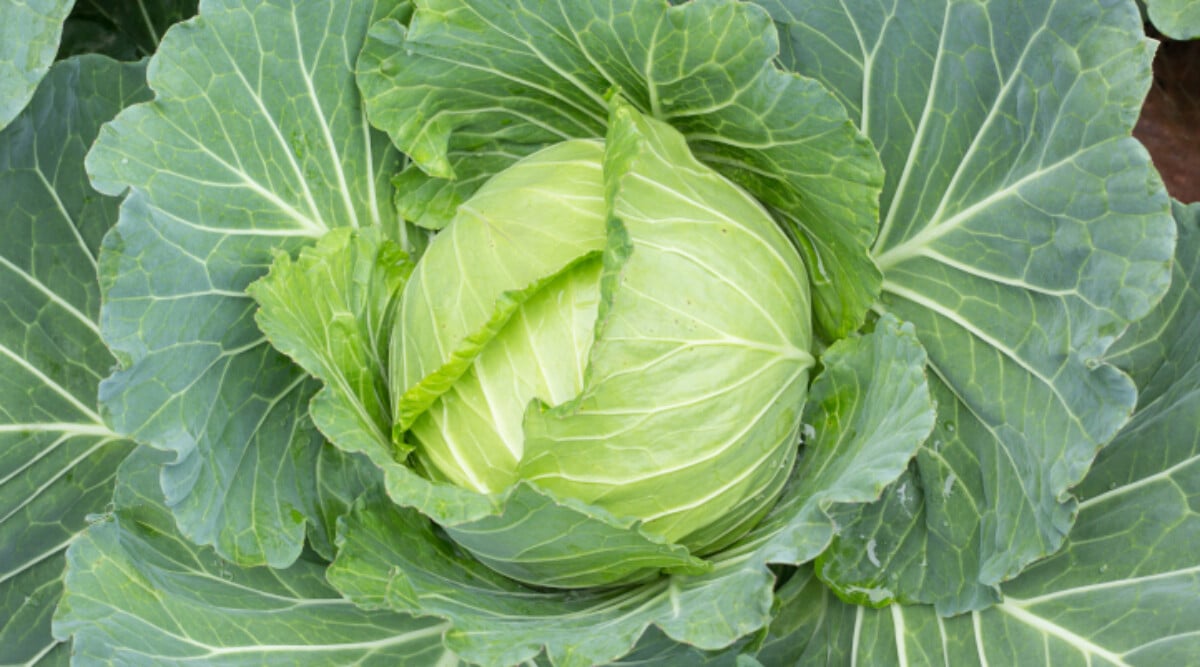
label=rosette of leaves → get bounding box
[16,0,1193,665]
[256,0,932,660]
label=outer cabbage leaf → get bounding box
[763,0,1177,612]
[1106,201,1200,411]
[1145,0,1200,40]
[51,447,455,666]
[739,566,855,666]
[357,0,884,340]
[611,627,745,666]
[326,314,932,666]
[0,55,147,667]
[0,0,73,132]
[749,202,1200,666]
[88,0,402,567]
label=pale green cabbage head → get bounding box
[392,100,815,557]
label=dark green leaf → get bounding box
[751,202,1200,665]
[765,0,1176,612]
[0,54,147,666]
[52,448,454,666]
[89,0,403,567]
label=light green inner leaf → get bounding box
[393,139,609,440]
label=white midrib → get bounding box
[470,7,608,114]
[122,607,450,658]
[197,625,451,657]
[971,612,990,667]
[872,0,953,252]
[134,0,160,45]
[850,606,865,667]
[1077,453,1198,511]
[154,114,325,236]
[289,4,361,229]
[891,605,910,667]
[361,108,385,229]
[935,615,952,667]
[832,0,869,134]
[881,14,1054,258]
[0,344,104,424]
[0,537,73,586]
[32,166,97,270]
[1006,564,1200,606]
[996,602,1130,666]
[874,146,1089,272]
[0,254,101,336]
[0,437,116,525]
[204,22,327,233]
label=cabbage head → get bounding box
[393,100,815,569]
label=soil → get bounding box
[1134,30,1200,203]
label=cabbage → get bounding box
[4,0,1197,665]
[398,109,814,564]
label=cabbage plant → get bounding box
[2,0,1198,665]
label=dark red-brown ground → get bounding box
[1134,30,1200,203]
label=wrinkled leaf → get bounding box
[0,55,146,666]
[752,202,1200,665]
[52,447,455,666]
[330,490,771,667]
[357,0,883,339]
[765,0,1176,612]
[89,0,402,567]
[250,227,412,462]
